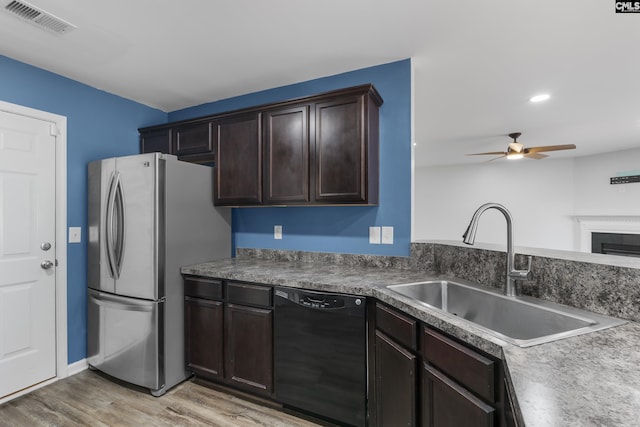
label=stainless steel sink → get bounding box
[386,280,625,347]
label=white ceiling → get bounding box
[1,0,639,167]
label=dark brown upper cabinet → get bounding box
[140,127,172,155]
[263,105,310,204]
[315,93,378,204]
[139,84,382,206]
[173,121,213,158]
[213,112,262,205]
[139,122,215,164]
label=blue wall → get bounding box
[1,55,411,365]
[171,59,412,256]
[0,55,167,364]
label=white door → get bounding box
[0,110,57,398]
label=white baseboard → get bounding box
[0,359,88,405]
[67,358,88,376]
[0,377,58,405]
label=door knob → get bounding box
[41,242,52,251]
[41,260,54,270]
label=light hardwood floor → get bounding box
[0,370,320,426]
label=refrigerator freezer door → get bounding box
[114,154,161,300]
[87,289,164,392]
[87,158,117,293]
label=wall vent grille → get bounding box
[4,0,76,34]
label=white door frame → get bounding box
[0,100,68,381]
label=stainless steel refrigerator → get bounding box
[87,153,230,396]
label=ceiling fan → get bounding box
[467,132,577,160]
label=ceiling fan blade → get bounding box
[525,144,576,154]
[524,152,548,160]
[466,151,507,156]
[487,155,507,162]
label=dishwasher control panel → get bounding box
[299,295,345,309]
[276,288,364,310]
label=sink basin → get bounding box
[386,280,625,347]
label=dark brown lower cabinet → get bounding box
[373,303,509,427]
[184,297,224,380]
[375,330,417,427]
[183,278,512,426]
[225,303,273,395]
[184,277,274,398]
[422,363,495,427]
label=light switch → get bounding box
[274,225,283,240]
[69,227,82,243]
[382,226,394,244]
[369,226,381,244]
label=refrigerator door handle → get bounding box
[105,172,118,279]
[89,291,155,312]
[113,176,126,278]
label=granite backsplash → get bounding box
[237,242,640,322]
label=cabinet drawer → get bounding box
[422,363,494,427]
[184,277,223,300]
[227,281,273,308]
[376,303,417,351]
[422,326,495,403]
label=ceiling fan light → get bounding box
[530,93,550,103]
[509,142,524,152]
[507,152,524,160]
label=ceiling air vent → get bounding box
[3,0,76,35]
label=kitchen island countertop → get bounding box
[182,257,640,427]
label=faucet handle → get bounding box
[524,255,533,280]
[520,255,533,280]
[511,255,533,280]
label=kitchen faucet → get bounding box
[462,203,532,297]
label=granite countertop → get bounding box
[182,258,640,427]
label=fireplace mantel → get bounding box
[574,216,640,253]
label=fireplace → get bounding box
[575,216,640,255]
[592,232,640,258]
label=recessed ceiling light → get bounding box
[529,94,550,103]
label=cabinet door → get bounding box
[314,95,366,203]
[214,112,262,205]
[225,303,273,395]
[375,330,417,427]
[422,364,495,427]
[184,297,224,381]
[173,121,213,157]
[263,105,310,204]
[140,128,171,154]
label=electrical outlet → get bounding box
[69,227,82,243]
[274,225,283,240]
[381,226,394,244]
[369,226,381,244]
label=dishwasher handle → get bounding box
[275,288,364,310]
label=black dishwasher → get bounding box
[274,287,367,427]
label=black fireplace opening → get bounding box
[592,232,640,258]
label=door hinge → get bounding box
[49,124,60,136]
